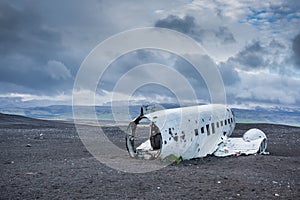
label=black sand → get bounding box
[0,113,299,199]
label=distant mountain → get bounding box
[232,107,300,127]
[0,104,299,127]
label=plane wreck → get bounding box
[126,104,267,160]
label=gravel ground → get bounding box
[0,113,299,199]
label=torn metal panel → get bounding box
[214,128,267,157]
[126,104,267,161]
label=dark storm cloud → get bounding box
[224,39,289,72]
[223,36,300,76]
[232,41,266,69]
[155,14,236,44]
[0,1,72,94]
[218,62,240,86]
[215,26,236,44]
[292,33,300,68]
[96,49,212,103]
[0,0,183,97]
[155,15,196,34]
[0,1,63,59]
[98,49,176,92]
[0,61,72,95]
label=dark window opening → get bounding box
[228,119,230,124]
[201,127,205,134]
[225,120,227,125]
[150,122,162,150]
[206,124,210,135]
[150,133,162,150]
[217,122,219,128]
[221,121,223,126]
[231,118,233,123]
[194,129,198,136]
[212,123,215,134]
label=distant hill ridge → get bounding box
[0,104,299,127]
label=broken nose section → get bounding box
[126,118,162,160]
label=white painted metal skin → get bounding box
[126,104,267,160]
[214,128,267,157]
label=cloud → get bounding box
[222,39,300,77]
[215,26,236,44]
[218,63,240,86]
[234,71,300,106]
[0,0,183,96]
[97,49,210,104]
[0,1,74,95]
[155,15,196,34]
[154,14,236,44]
[0,0,299,110]
[0,1,63,59]
[218,34,300,107]
[0,56,73,95]
[45,60,72,80]
[228,41,266,69]
[98,49,175,92]
[0,93,71,108]
[292,33,300,68]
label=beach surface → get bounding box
[0,113,299,199]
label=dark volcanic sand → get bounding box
[0,113,299,199]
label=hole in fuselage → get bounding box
[133,118,151,147]
[126,117,162,159]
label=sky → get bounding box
[0,0,300,110]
